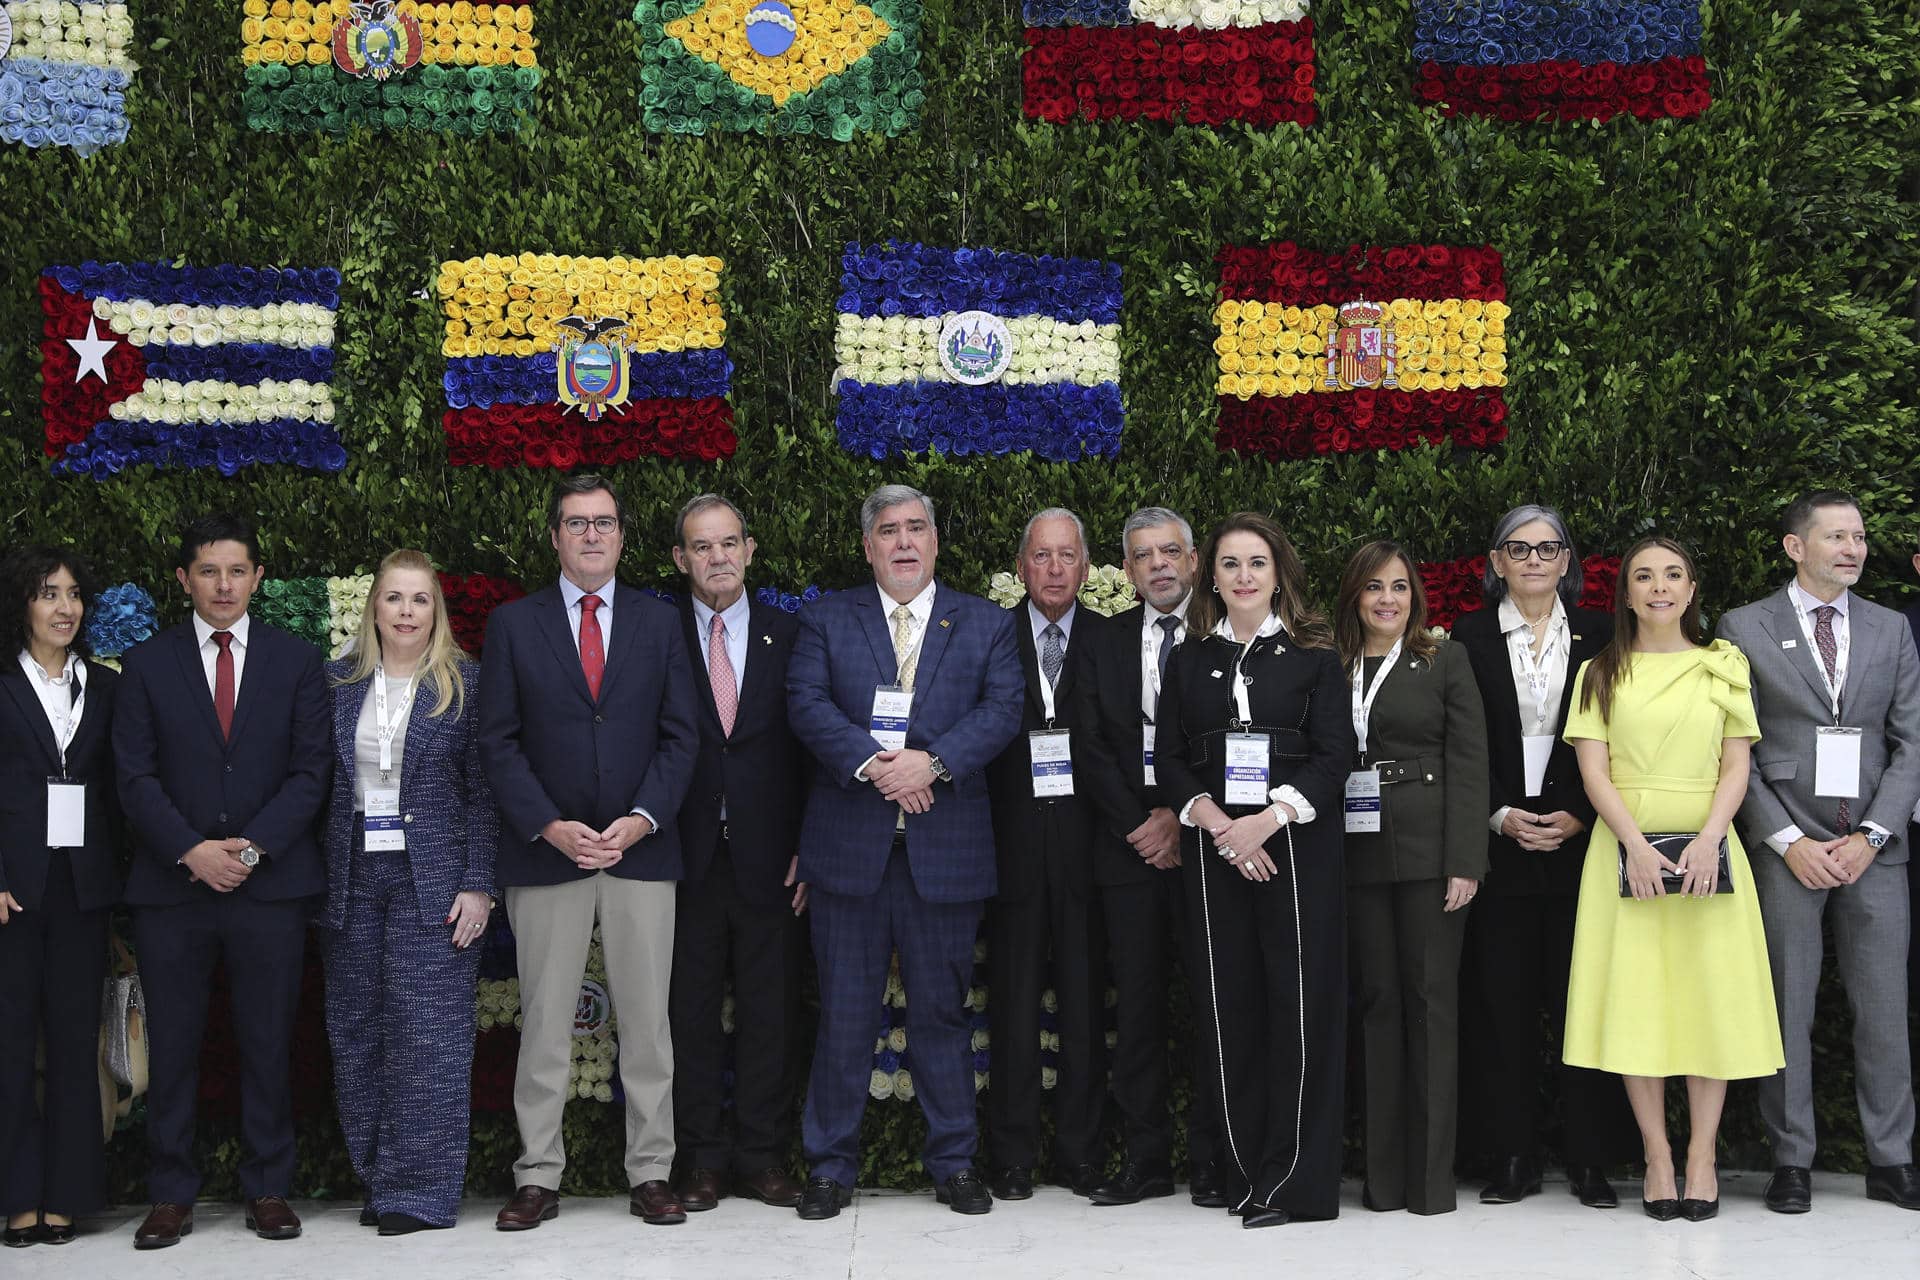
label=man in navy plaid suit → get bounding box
[786,484,1024,1219]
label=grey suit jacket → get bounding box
[1718,584,1920,864]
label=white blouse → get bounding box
[352,675,416,811]
[1489,595,1571,831]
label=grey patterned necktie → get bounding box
[1041,622,1064,688]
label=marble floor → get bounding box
[10,1172,1919,1280]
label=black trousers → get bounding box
[669,841,802,1174]
[1161,867,1221,1173]
[1460,891,1637,1168]
[133,895,308,1203]
[0,857,108,1216]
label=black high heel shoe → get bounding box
[1680,1197,1719,1221]
[1642,1198,1681,1221]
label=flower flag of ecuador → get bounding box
[1213,242,1510,460]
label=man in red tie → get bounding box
[478,476,699,1230]
[664,494,808,1212]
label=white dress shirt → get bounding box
[352,674,415,811]
[191,611,251,699]
[558,574,617,651]
[1174,612,1317,829]
[1769,583,1885,851]
[855,580,938,783]
[1141,594,1190,723]
[16,649,84,766]
[691,590,752,695]
[1489,595,1572,834]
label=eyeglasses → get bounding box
[560,516,620,536]
[1497,539,1566,562]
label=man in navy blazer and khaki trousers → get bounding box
[116,514,330,1249]
[479,475,699,1230]
[787,484,1024,1219]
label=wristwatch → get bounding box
[238,844,261,867]
[927,755,952,782]
[1858,828,1891,851]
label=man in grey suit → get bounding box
[1719,490,1920,1214]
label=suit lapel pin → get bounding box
[939,619,951,628]
[1781,639,1797,649]
[762,634,772,645]
[1572,634,1582,641]
[1210,669,1223,679]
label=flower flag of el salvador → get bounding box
[38,262,346,479]
[833,242,1124,461]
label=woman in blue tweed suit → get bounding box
[319,550,497,1235]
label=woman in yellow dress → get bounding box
[1562,536,1783,1224]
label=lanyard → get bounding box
[1350,638,1403,757]
[373,664,419,778]
[19,652,85,776]
[1140,613,1181,721]
[1509,615,1564,735]
[1792,593,1849,720]
[1213,614,1282,725]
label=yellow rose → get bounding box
[242,45,263,63]
[1211,334,1236,357]
[1239,300,1264,321]
[1481,353,1506,371]
[1388,298,1416,322]
[1217,299,1243,324]
[1482,334,1506,353]
[309,41,331,62]
[516,6,533,31]
[1278,352,1302,376]
[1219,353,1243,373]
[1484,301,1510,321]
[1292,373,1316,395]
[243,18,265,43]
[272,1,292,17]
[515,48,537,66]
[1461,369,1483,389]
[1484,319,1505,338]
[260,38,287,60]
[451,2,474,22]
[245,0,270,16]
[1461,319,1484,342]
[475,46,498,64]
[1441,373,1461,391]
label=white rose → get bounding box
[868,1070,894,1100]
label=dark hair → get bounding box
[175,513,261,573]
[547,473,627,533]
[1,545,98,658]
[1334,541,1439,670]
[1781,490,1858,541]
[1186,512,1332,649]
[1578,535,1705,724]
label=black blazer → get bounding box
[673,596,805,909]
[1450,604,1613,898]
[116,619,331,906]
[1071,604,1177,888]
[0,657,120,911]
[986,604,1102,900]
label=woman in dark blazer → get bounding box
[1334,541,1489,1216]
[1156,512,1354,1228]
[0,547,119,1247]
[318,550,497,1235]
[1451,505,1636,1207]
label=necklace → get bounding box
[1516,601,1554,630]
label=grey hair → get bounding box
[675,493,748,546]
[1018,507,1087,558]
[1120,506,1194,559]
[860,484,937,537]
[1483,503,1582,607]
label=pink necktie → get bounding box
[708,614,737,736]
[213,631,235,741]
[579,595,605,700]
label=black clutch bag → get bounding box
[1616,832,1732,897]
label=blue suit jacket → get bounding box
[477,582,699,887]
[317,661,498,929]
[786,581,1024,904]
[115,618,331,906]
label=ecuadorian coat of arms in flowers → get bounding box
[634,0,923,138]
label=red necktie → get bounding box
[213,630,235,741]
[579,595,605,700]
[709,614,738,736]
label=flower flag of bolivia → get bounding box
[1212,242,1511,460]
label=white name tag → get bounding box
[46,779,85,847]
[1030,729,1074,798]
[1343,770,1382,833]
[870,685,911,752]
[1814,726,1863,799]
[1223,732,1271,807]
[1521,734,1555,798]
[1142,724,1157,788]
[364,786,406,852]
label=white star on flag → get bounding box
[67,317,118,384]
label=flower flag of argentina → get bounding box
[832,241,1124,461]
[37,262,346,479]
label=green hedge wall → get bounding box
[4,1,1917,1197]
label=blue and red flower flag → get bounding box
[1413,1,1710,123]
[38,262,346,479]
[1022,2,1315,128]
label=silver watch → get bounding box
[1860,828,1891,851]
[239,845,261,867]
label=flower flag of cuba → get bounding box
[833,242,1124,461]
[38,262,347,479]
[1413,1,1711,123]
[1022,1,1315,128]
[0,1,135,154]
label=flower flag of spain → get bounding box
[1212,242,1510,460]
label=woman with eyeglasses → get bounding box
[1451,506,1637,1208]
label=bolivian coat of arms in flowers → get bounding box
[332,0,426,81]
[1322,297,1398,391]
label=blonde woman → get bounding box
[318,551,497,1234]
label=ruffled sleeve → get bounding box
[1562,659,1608,743]
[1699,638,1762,742]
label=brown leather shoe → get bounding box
[736,1166,804,1208]
[630,1180,687,1225]
[495,1185,559,1231]
[133,1203,193,1250]
[674,1168,723,1212]
[244,1196,302,1240]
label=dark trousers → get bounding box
[322,847,480,1226]
[134,894,308,1203]
[1161,868,1221,1173]
[803,844,983,1187]
[670,840,801,1174]
[1185,829,1345,1220]
[1460,891,1637,1168]
[0,857,108,1216]
[1101,877,1172,1167]
[1351,878,1466,1214]
[988,862,1105,1171]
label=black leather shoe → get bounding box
[3,1222,37,1248]
[1057,1162,1102,1198]
[1765,1166,1812,1214]
[1242,1205,1290,1229]
[1089,1161,1175,1206]
[1643,1198,1681,1221]
[989,1166,1033,1201]
[1188,1163,1228,1209]
[1866,1163,1920,1209]
[796,1176,852,1221]
[935,1170,993,1215]
[1480,1156,1542,1204]
[40,1222,74,1245]
[377,1213,444,1236]
[1679,1198,1718,1222]
[359,1201,377,1227]
[1567,1166,1619,1209]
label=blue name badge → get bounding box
[870,685,911,752]
[1030,729,1073,798]
[364,786,406,852]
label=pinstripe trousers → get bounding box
[323,846,482,1226]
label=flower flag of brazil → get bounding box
[634,0,923,138]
